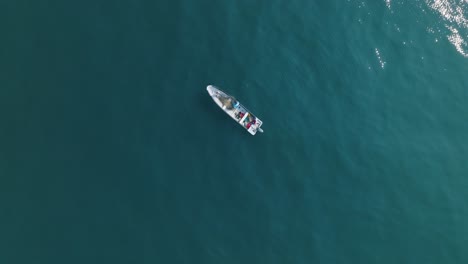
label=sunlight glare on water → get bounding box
[426,0,468,57]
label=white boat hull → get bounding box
[207,85,264,135]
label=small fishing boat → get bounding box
[207,85,264,135]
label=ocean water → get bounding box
[1,0,468,263]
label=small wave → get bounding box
[375,48,386,69]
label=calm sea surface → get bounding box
[1,0,468,263]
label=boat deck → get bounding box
[231,106,263,135]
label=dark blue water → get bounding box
[1,0,468,263]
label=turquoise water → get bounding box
[1,0,468,263]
